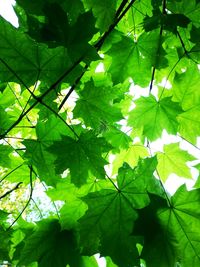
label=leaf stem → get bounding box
[106,174,119,191]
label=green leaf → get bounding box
[172,66,200,110]
[157,143,196,181]
[23,115,72,186]
[16,0,84,24]
[178,105,200,144]
[107,30,168,86]
[48,131,111,186]
[171,66,200,144]
[0,145,13,168]
[0,107,14,135]
[79,158,157,266]
[0,1,199,266]
[168,0,200,27]
[158,186,200,266]
[112,143,149,174]
[73,81,123,129]
[133,194,175,267]
[0,228,12,261]
[103,125,131,151]
[23,3,97,61]
[106,257,118,267]
[128,95,183,141]
[0,16,80,86]
[143,13,190,33]
[134,186,200,266]
[83,0,117,32]
[18,219,89,267]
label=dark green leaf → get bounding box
[18,219,88,267]
[48,131,111,186]
[79,158,158,266]
[73,81,123,129]
[107,30,168,86]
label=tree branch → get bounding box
[0,182,22,200]
[0,56,83,140]
[59,0,136,109]
[95,0,136,50]
[149,0,166,92]
[58,64,87,111]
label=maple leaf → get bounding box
[0,17,80,86]
[112,142,149,174]
[48,131,111,186]
[171,66,200,144]
[73,81,123,129]
[128,95,183,141]
[23,115,72,186]
[157,143,196,182]
[83,0,117,32]
[17,219,97,267]
[0,145,13,168]
[79,158,157,266]
[107,29,168,86]
[172,66,200,110]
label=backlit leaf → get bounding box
[157,143,196,181]
[128,95,183,141]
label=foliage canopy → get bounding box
[0,0,200,266]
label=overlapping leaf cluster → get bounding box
[0,0,200,266]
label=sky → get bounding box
[0,0,18,27]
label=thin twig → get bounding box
[0,164,24,183]
[178,134,200,151]
[0,56,83,140]
[95,0,136,50]
[0,182,23,200]
[42,182,60,219]
[7,165,34,230]
[149,66,156,92]
[177,30,199,64]
[58,65,87,111]
[31,198,43,219]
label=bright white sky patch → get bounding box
[0,0,18,27]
